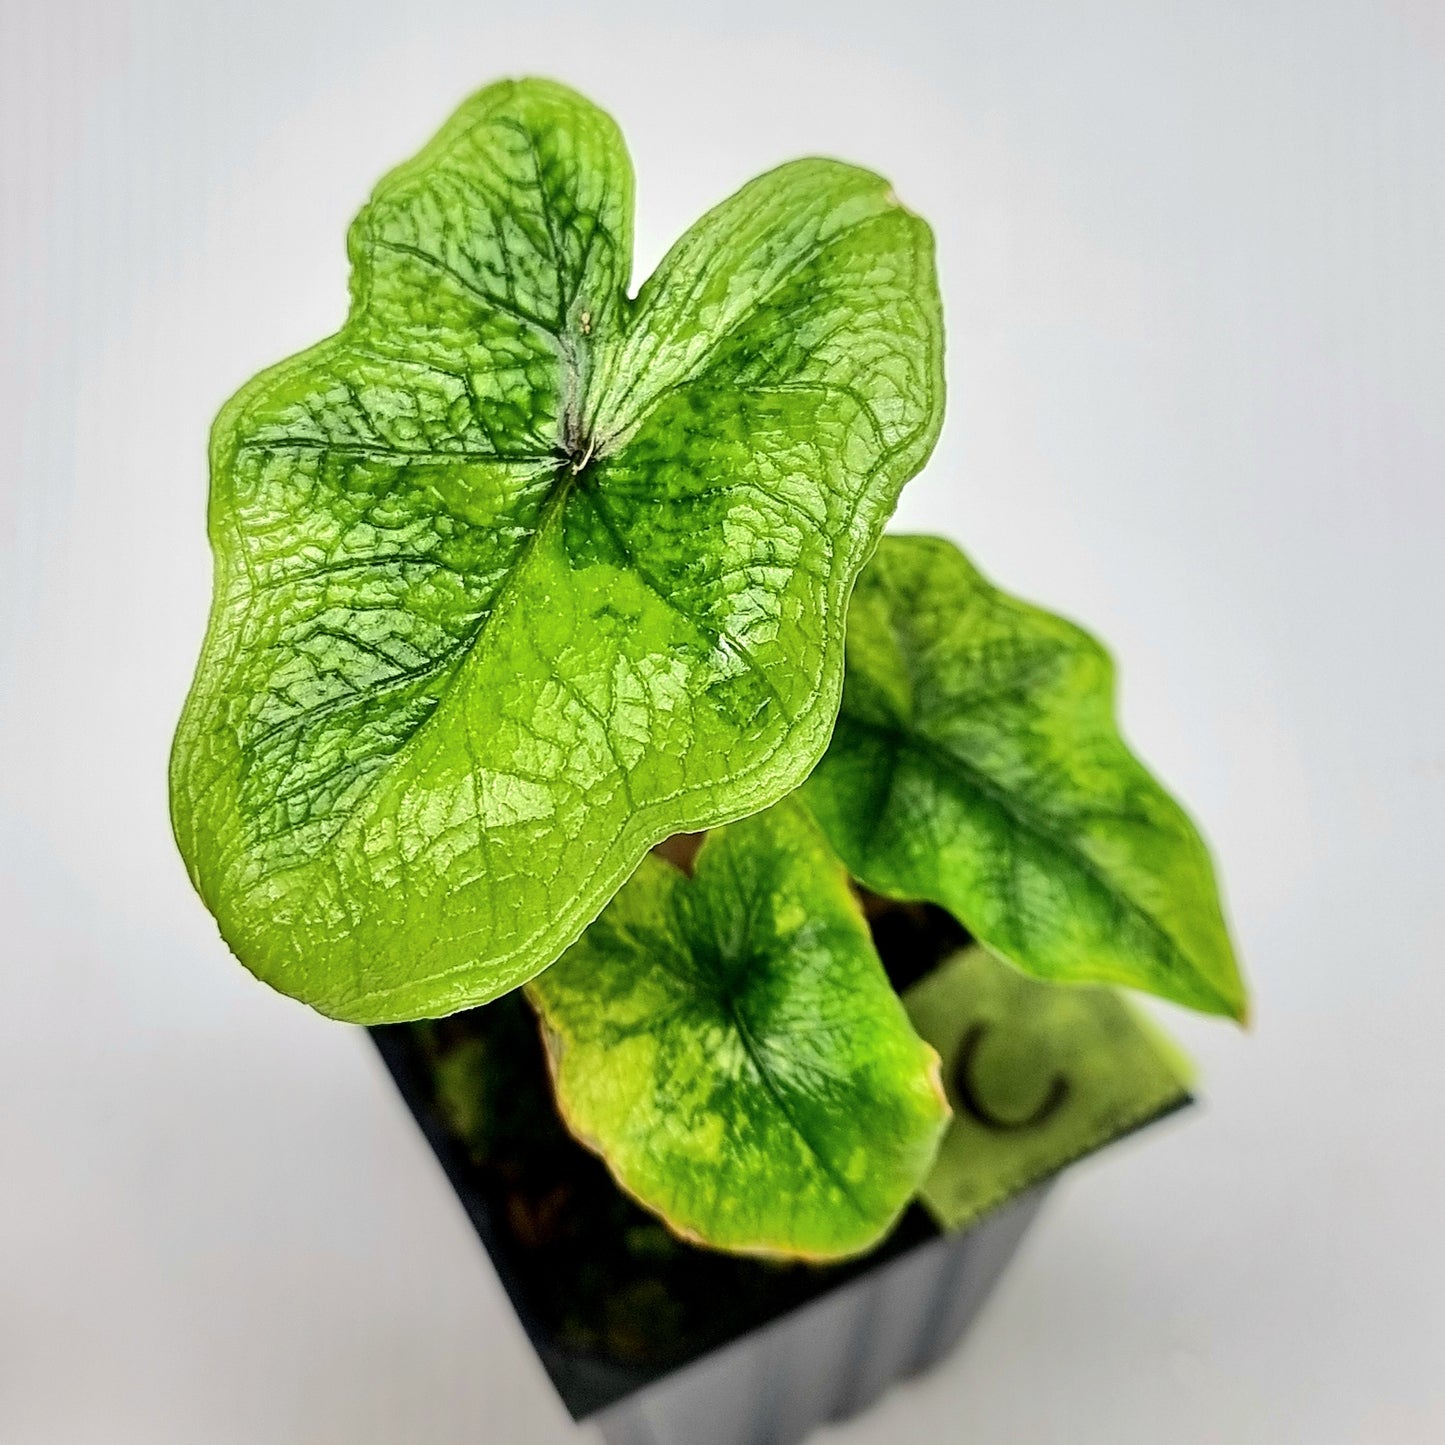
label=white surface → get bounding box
[2,2,1442,1440]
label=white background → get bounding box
[2,1,1442,1440]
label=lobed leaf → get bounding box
[170,79,944,1021]
[803,535,1247,1019]
[528,800,950,1260]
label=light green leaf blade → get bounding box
[803,535,1247,1020]
[587,157,940,465]
[904,946,1192,1232]
[171,80,944,1022]
[528,801,950,1261]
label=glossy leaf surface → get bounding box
[528,801,949,1260]
[804,535,1246,1019]
[904,946,1191,1231]
[170,79,944,1020]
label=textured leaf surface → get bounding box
[170,79,944,1021]
[904,946,1191,1231]
[804,535,1246,1019]
[528,801,949,1260]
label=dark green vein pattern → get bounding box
[528,799,949,1260]
[170,79,944,1021]
[803,535,1246,1019]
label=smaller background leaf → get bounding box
[804,534,1247,1020]
[528,800,949,1261]
[904,947,1191,1233]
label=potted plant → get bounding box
[170,78,1246,1444]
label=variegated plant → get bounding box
[173,79,1244,1262]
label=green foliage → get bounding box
[528,800,950,1260]
[804,535,1246,1020]
[171,74,1244,1262]
[170,78,944,1021]
[904,946,1192,1231]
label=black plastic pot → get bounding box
[588,1187,1047,1445]
[371,997,1047,1445]
[367,898,1185,1443]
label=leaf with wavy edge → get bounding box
[528,799,950,1260]
[170,78,943,1021]
[803,535,1246,1020]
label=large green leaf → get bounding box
[527,800,950,1260]
[803,535,1246,1019]
[903,946,1192,1231]
[170,79,944,1021]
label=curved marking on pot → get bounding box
[952,1022,1070,1133]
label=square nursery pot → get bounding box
[369,904,1189,1445]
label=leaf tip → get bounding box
[1198,971,1251,1028]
